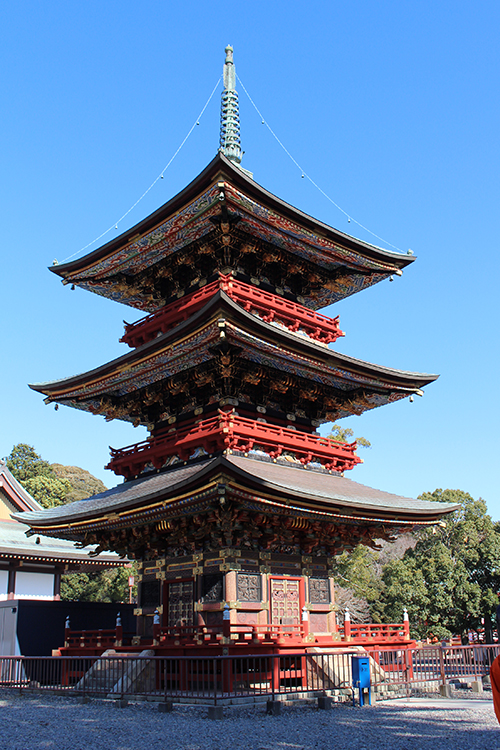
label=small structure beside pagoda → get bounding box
[15,47,457,655]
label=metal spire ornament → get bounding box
[219,45,243,165]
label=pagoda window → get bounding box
[201,573,223,602]
[167,580,194,628]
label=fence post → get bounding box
[404,647,411,698]
[439,645,446,687]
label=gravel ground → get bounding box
[0,692,498,750]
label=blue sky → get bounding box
[1,2,499,518]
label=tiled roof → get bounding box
[11,459,216,525]
[226,455,457,517]
[12,455,457,528]
[0,520,121,565]
[0,462,121,565]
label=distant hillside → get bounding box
[51,464,107,503]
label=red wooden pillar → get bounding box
[7,563,17,600]
[53,566,63,601]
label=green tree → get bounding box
[6,444,108,509]
[328,424,371,448]
[51,464,107,502]
[7,443,53,483]
[378,489,500,639]
[7,443,71,508]
[331,546,383,622]
[61,565,138,603]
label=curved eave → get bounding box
[50,153,414,282]
[0,549,123,566]
[0,519,122,565]
[11,455,458,533]
[0,465,41,512]
[223,456,458,522]
[29,291,438,400]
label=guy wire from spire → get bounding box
[60,76,221,265]
[236,74,401,252]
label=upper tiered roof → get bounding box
[50,152,415,312]
[14,47,455,552]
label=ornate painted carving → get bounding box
[309,578,330,604]
[237,573,261,602]
[201,573,223,602]
[309,613,329,632]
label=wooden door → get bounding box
[270,578,301,626]
[167,580,194,627]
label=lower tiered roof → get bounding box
[13,454,458,560]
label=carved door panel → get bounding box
[167,580,194,627]
[270,578,301,626]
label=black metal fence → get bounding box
[0,645,498,705]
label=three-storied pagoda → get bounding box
[16,47,456,653]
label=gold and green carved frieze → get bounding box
[39,487,404,562]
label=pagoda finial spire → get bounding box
[219,45,243,165]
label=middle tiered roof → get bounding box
[30,288,436,430]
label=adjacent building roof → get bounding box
[0,462,123,567]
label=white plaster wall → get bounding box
[14,571,54,599]
[0,570,8,599]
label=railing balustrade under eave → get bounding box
[120,273,344,349]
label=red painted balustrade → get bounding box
[120,274,344,348]
[62,620,410,652]
[341,621,410,642]
[106,410,360,478]
[64,626,125,650]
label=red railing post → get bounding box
[301,606,310,641]
[403,608,410,641]
[344,608,351,642]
